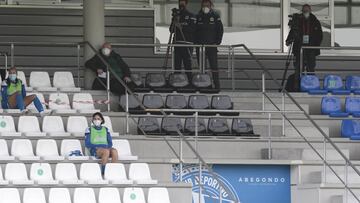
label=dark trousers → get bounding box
[196,47,220,89]
[92,77,134,96]
[294,50,317,74]
[174,47,193,80]
[0,69,6,81]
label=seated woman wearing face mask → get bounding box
[85,112,118,174]
[1,67,45,115]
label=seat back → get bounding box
[341,120,360,138]
[208,118,230,135]
[67,116,89,133]
[80,163,102,181]
[192,73,212,88]
[17,71,28,87]
[104,163,128,181]
[0,116,16,132]
[211,95,233,110]
[60,139,83,156]
[103,116,116,134]
[123,188,146,203]
[169,73,189,88]
[5,163,29,181]
[29,71,51,88]
[129,163,152,181]
[18,116,41,133]
[0,188,21,203]
[99,188,122,203]
[324,75,344,90]
[145,73,166,88]
[49,188,72,203]
[23,188,46,203]
[161,117,183,134]
[49,93,71,110]
[346,76,360,91]
[55,163,79,181]
[30,163,54,181]
[321,96,342,115]
[53,72,76,88]
[165,94,187,109]
[345,97,360,114]
[11,139,34,156]
[72,93,95,110]
[143,94,164,109]
[148,187,171,203]
[36,139,59,157]
[0,139,10,156]
[73,188,96,203]
[184,118,207,134]
[112,139,134,157]
[120,94,141,110]
[42,116,65,133]
[137,117,160,134]
[232,119,254,135]
[301,75,320,92]
[188,95,210,109]
[131,73,143,87]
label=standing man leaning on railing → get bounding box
[195,0,224,90]
[85,42,135,95]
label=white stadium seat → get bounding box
[55,163,84,185]
[23,188,46,203]
[103,116,120,136]
[0,166,9,185]
[129,163,158,185]
[73,188,97,203]
[99,188,122,203]
[60,139,89,160]
[53,71,80,92]
[11,139,40,161]
[67,116,89,137]
[48,93,77,114]
[80,163,108,185]
[72,93,99,113]
[5,163,34,185]
[0,188,21,203]
[26,93,49,113]
[0,116,21,136]
[30,163,59,185]
[18,116,46,137]
[104,163,133,185]
[29,71,57,91]
[17,71,33,91]
[148,188,171,203]
[49,188,72,203]
[42,116,71,137]
[123,188,146,203]
[113,139,138,161]
[0,139,15,160]
[36,139,64,161]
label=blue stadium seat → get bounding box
[345,97,360,117]
[321,96,349,117]
[301,75,327,94]
[346,76,360,94]
[324,75,351,95]
[341,120,360,139]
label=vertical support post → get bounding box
[179,132,183,182]
[199,161,202,203]
[268,113,272,160]
[282,92,285,136]
[262,72,266,111]
[125,91,129,134]
[202,46,206,74]
[282,0,291,53]
[4,53,8,71]
[231,47,235,91]
[329,0,335,46]
[106,66,111,112]
[345,161,348,203]
[171,44,175,71]
[10,43,14,67]
[195,111,199,153]
[77,44,81,87]
[199,46,202,73]
[227,47,231,78]
[323,137,327,183]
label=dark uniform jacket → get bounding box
[286,13,323,56]
[170,8,197,43]
[195,10,224,45]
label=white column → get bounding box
[83,0,105,89]
[282,0,291,53]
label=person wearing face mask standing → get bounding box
[286,4,323,89]
[85,112,118,175]
[1,67,46,115]
[195,0,224,90]
[85,42,134,95]
[169,0,196,80]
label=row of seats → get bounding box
[138,117,257,136]
[0,71,80,92]
[121,94,234,114]
[0,187,169,203]
[0,116,118,137]
[132,72,219,93]
[0,139,137,161]
[0,162,156,185]
[301,75,360,95]
[321,96,360,117]
[341,120,360,140]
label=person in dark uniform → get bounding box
[195,0,224,89]
[286,4,323,74]
[169,0,196,79]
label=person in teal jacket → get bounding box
[1,67,45,114]
[85,112,118,174]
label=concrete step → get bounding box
[302,149,350,161]
[262,148,350,161]
[285,126,330,138]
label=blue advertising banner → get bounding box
[172,164,291,203]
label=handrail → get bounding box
[233,44,360,202]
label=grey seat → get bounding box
[165,94,187,110]
[192,73,218,93]
[188,95,211,115]
[161,117,183,135]
[211,95,236,115]
[169,73,189,89]
[120,94,142,113]
[232,119,257,137]
[143,94,164,111]
[145,73,172,92]
[131,73,149,92]
[184,117,207,135]
[208,118,230,136]
[137,117,160,134]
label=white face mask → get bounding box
[102,48,111,56]
[9,74,17,81]
[202,7,210,14]
[304,12,310,19]
[93,120,102,127]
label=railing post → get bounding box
[171,44,175,72]
[195,112,199,153]
[202,45,206,74]
[77,44,81,88]
[262,72,266,111]
[268,113,272,160]
[179,130,183,182]
[282,92,285,136]
[125,91,129,135]
[227,46,231,78]
[323,137,327,183]
[10,43,14,67]
[106,65,111,112]
[4,53,8,71]
[198,161,202,203]
[345,161,348,203]
[231,47,235,91]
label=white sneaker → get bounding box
[21,109,29,115]
[40,111,51,117]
